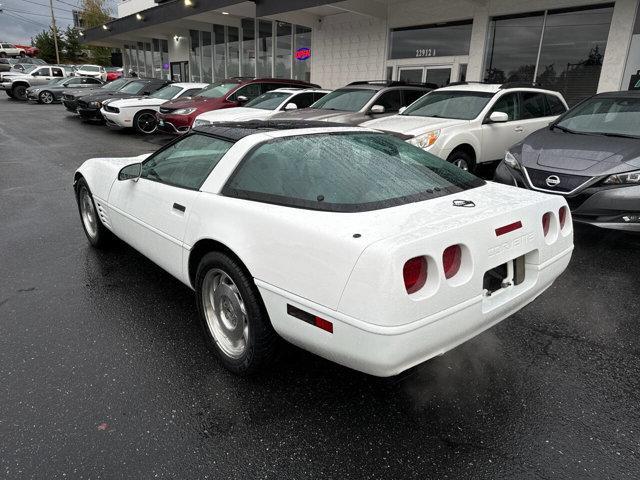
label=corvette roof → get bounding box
[192,120,351,141]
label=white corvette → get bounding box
[74,121,573,377]
[192,88,330,127]
[101,82,207,134]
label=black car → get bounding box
[62,77,136,113]
[26,76,104,104]
[494,91,640,232]
[75,78,170,120]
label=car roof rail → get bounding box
[499,81,546,90]
[346,80,436,88]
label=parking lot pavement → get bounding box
[1,98,640,479]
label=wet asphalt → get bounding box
[1,99,639,480]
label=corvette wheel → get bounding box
[133,111,158,135]
[75,178,112,248]
[39,91,54,104]
[196,252,279,375]
[11,85,27,101]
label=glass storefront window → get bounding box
[227,26,240,77]
[257,20,273,77]
[136,42,145,77]
[202,30,213,83]
[123,44,131,73]
[144,42,153,78]
[214,25,226,81]
[275,22,292,78]
[389,20,473,59]
[293,25,311,82]
[152,39,161,78]
[484,13,544,84]
[190,30,201,82]
[485,5,613,105]
[242,18,255,77]
[536,5,613,106]
[161,40,169,79]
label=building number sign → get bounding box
[415,48,437,58]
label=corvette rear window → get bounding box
[223,133,484,212]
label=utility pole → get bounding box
[48,0,60,64]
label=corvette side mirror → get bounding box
[118,162,142,181]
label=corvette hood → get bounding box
[519,128,640,175]
[198,107,273,122]
[108,96,166,108]
[361,115,469,136]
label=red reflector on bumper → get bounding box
[314,317,334,333]
[495,221,522,236]
[287,304,333,334]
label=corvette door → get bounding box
[108,134,233,280]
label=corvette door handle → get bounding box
[172,203,186,212]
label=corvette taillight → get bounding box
[559,206,568,229]
[443,245,462,279]
[542,212,552,237]
[403,256,427,294]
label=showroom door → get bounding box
[398,66,452,87]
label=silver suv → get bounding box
[0,65,68,100]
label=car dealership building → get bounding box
[85,0,640,105]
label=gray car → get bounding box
[26,76,104,104]
[270,81,432,125]
[495,90,640,232]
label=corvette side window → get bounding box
[141,134,233,190]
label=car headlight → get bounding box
[603,170,640,185]
[504,151,522,171]
[407,129,440,149]
[89,101,102,108]
[173,108,197,115]
[192,118,210,128]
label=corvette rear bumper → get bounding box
[257,245,572,377]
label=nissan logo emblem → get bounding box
[453,199,475,208]
[546,175,561,187]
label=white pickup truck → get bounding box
[0,65,68,100]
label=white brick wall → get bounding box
[310,12,387,89]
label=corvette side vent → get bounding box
[95,201,111,229]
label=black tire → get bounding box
[195,252,280,376]
[0,53,6,58]
[447,149,476,173]
[6,90,14,98]
[75,177,112,248]
[39,90,55,104]
[19,51,26,57]
[133,110,158,135]
[11,84,27,101]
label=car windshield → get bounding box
[14,65,37,73]
[81,66,100,72]
[150,85,183,100]
[198,82,239,98]
[48,78,67,85]
[244,91,290,110]
[555,96,640,138]
[224,132,484,212]
[310,88,376,112]
[402,90,494,120]
[102,78,127,91]
[118,81,146,94]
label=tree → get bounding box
[64,26,84,61]
[79,0,113,65]
[32,28,63,64]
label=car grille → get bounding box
[77,99,88,108]
[524,168,592,193]
[63,94,74,101]
[159,106,175,114]
[103,104,120,113]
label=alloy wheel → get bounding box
[40,91,54,104]
[137,112,158,134]
[201,269,249,359]
[79,187,98,239]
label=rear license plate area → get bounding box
[483,255,526,296]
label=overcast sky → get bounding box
[0,0,116,44]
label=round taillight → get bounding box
[542,212,552,236]
[403,256,427,294]
[443,245,462,280]
[559,206,568,229]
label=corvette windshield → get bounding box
[555,96,640,138]
[402,90,494,120]
[224,132,484,212]
[150,85,182,100]
[198,82,238,98]
[245,91,289,110]
[310,88,376,112]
